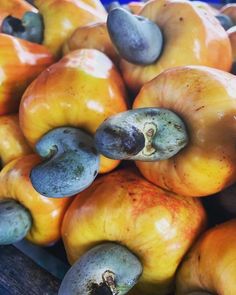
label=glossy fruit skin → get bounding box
[127,1,145,15]
[19,49,128,174]
[63,22,119,65]
[176,219,236,295]
[134,66,236,197]
[192,1,219,16]
[0,33,54,115]
[62,168,206,295]
[227,26,236,74]
[120,0,232,93]
[228,26,236,60]
[35,0,107,57]
[0,0,37,27]
[0,114,32,167]
[0,154,71,245]
[221,4,236,24]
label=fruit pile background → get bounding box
[0,0,236,294]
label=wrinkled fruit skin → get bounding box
[134,66,236,197]
[120,0,232,93]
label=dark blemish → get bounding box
[198,254,201,262]
[6,206,13,211]
[179,17,183,21]
[195,106,205,112]
[3,16,25,33]
[173,158,177,169]
[174,124,182,131]
[103,126,120,136]
[89,282,112,295]
[91,147,98,155]
[93,170,97,177]
[103,125,145,155]
[63,129,71,134]
[79,142,86,149]
[74,165,85,175]
[177,139,187,147]
[146,110,158,117]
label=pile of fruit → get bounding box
[0,0,236,294]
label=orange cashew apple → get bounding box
[63,21,119,65]
[176,219,236,295]
[60,167,206,295]
[107,0,232,93]
[0,114,32,167]
[0,154,71,245]
[19,49,128,198]
[0,0,107,58]
[127,1,145,14]
[0,33,54,115]
[221,3,236,24]
[34,0,107,57]
[95,65,236,197]
[227,26,236,74]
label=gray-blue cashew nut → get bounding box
[0,200,32,245]
[30,127,100,198]
[58,242,142,295]
[95,108,188,161]
[107,7,163,65]
[2,11,44,44]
